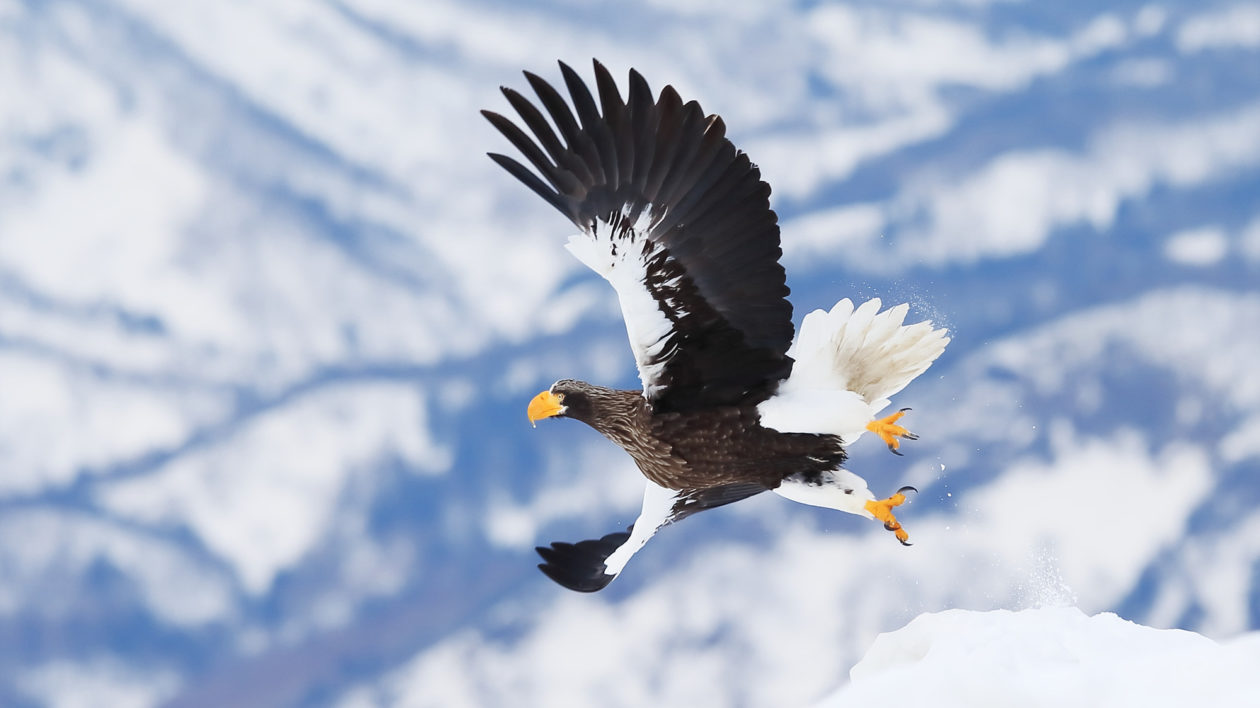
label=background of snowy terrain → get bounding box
[820,607,1260,708]
[2,1,1259,706]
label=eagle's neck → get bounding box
[569,385,649,443]
[564,383,676,484]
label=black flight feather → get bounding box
[483,58,794,412]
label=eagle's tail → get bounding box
[757,298,948,441]
[788,298,950,409]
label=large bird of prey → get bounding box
[484,60,949,592]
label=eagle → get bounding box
[484,60,949,592]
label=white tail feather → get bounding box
[758,298,949,439]
[788,298,949,404]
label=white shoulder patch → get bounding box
[564,224,679,400]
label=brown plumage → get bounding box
[546,380,845,491]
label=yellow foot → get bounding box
[864,486,916,546]
[866,408,919,456]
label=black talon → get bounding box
[884,521,897,531]
[903,432,919,441]
[889,445,904,457]
[899,538,913,547]
[897,485,918,495]
[899,407,912,412]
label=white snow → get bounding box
[891,102,1260,268]
[16,657,180,708]
[97,383,447,595]
[820,607,1260,707]
[1164,226,1229,266]
[1239,215,1260,263]
[0,509,233,627]
[779,203,887,268]
[0,352,224,494]
[1176,3,1260,53]
[753,7,1150,198]
[483,444,644,550]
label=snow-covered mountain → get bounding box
[821,607,1260,708]
[2,1,1258,706]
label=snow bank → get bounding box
[820,607,1260,708]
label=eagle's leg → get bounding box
[866,408,919,456]
[864,486,916,546]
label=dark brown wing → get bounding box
[483,59,794,412]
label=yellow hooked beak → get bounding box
[527,390,565,427]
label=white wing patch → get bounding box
[602,480,679,576]
[564,215,683,400]
[759,298,949,439]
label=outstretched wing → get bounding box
[483,59,794,412]
[536,480,766,592]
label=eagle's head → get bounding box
[526,379,600,427]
